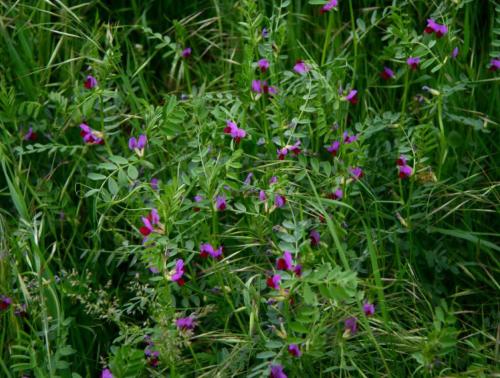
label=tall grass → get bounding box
[0,0,498,377]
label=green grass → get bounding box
[0,0,499,377]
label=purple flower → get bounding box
[329,188,343,200]
[171,259,185,286]
[343,131,358,144]
[215,195,227,211]
[101,368,113,378]
[259,190,267,201]
[363,302,375,316]
[129,134,147,153]
[252,79,263,93]
[277,147,288,160]
[181,47,192,58]
[84,75,97,89]
[23,127,38,141]
[251,80,277,95]
[380,66,395,80]
[224,120,246,143]
[275,195,286,208]
[407,57,420,70]
[269,176,278,185]
[326,140,340,156]
[451,47,459,59]
[266,274,281,290]
[276,251,293,271]
[288,344,302,357]
[200,243,223,259]
[150,178,159,190]
[150,208,160,225]
[293,60,310,74]
[257,58,270,72]
[344,89,358,104]
[349,167,363,180]
[270,364,287,378]
[0,296,12,311]
[262,28,269,38]
[176,316,196,331]
[424,19,448,38]
[320,0,338,14]
[310,229,320,247]
[194,195,203,203]
[79,123,103,145]
[489,58,500,71]
[399,164,413,179]
[345,316,358,335]
[244,172,253,185]
[293,264,302,277]
[397,155,413,179]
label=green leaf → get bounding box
[127,165,139,180]
[108,177,119,195]
[256,351,276,359]
[88,173,106,181]
[108,155,129,165]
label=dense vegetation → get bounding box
[0,1,499,377]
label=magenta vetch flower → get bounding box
[451,47,459,59]
[244,172,253,185]
[0,295,12,311]
[277,141,301,160]
[84,75,97,89]
[257,58,270,72]
[397,155,413,179]
[380,66,395,80]
[329,188,343,200]
[320,0,338,14]
[270,364,287,378]
[171,259,185,286]
[269,176,278,185]
[275,194,286,208]
[224,120,246,143]
[215,195,227,211]
[489,58,500,71]
[424,19,448,38]
[139,208,160,238]
[79,123,104,145]
[276,251,293,271]
[294,264,302,277]
[326,140,340,156]
[345,316,358,335]
[23,127,38,141]
[288,344,302,357]
[259,190,267,201]
[344,89,358,104]
[407,57,420,70]
[343,131,358,144]
[176,316,196,331]
[181,47,192,58]
[194,195,203,203]
[293,60,310,74]
[200,243,223,259]
[310,229,320,247]
[266,274,281,290]
[129,134,147,156]
[251,80,277,95]
[262,28,269,38]
[101,368,113,378]
[350,167,363,180]
[363,302,375,316]
[150,178,159,190]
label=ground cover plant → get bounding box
[0,0,499,377]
